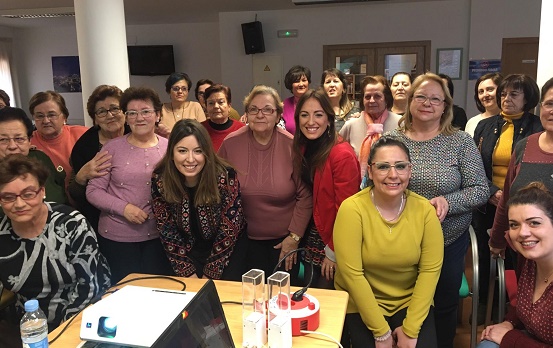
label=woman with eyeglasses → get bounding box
[157,72,206,138]
[29,90,88,191]
[387,72,488,348]
[87,87,172,284]
[0,107,66,204]
[339,75,401,185]
[472,74,542,320]
[219,85,312,282]
[335,136,443,348]
[0,154,110,331]
[292,89,360,288]
[489,77,553,267]
[68,85,130,235]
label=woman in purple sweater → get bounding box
[87,87,172,283]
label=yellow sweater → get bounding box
[333,188,444,338]
[492,112,524,189]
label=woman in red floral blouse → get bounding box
[151,119,246,280]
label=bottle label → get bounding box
[22,337,48,348]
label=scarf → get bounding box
[359,110,389,180]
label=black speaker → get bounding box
[241,21,265,55]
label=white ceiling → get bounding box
[0,0,420,28]
[0,0,323,27]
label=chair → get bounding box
[458,226,479,348]
[488,257,518,323]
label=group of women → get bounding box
[1,65,553,348]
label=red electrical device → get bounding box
[289,293,320,336]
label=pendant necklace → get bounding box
[542,269,553,283]
[371,190,405,233]
[171,103,184,122]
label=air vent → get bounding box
[0,7,74,19]
[293,0,386,4]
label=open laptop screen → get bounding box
[153,279,235,348]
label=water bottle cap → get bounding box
[24,299,39,312]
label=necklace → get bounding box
[371,190,405,233]
[542,269,553,283]
[170,103,185,121]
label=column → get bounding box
[74,0,129,126]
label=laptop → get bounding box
[153,279,235,348]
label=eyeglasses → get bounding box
[370,161,412,175]
[171,86,188,93]
[247,106,276,116]
[541,101,553,112]
[413,95,444,106]
[0,137,28,145]
[33,112,61,121]
[124,109,156,119]
[500,91,523,99]
[95,106,122,118]
[0,187,42,203]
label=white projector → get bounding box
[80,285,196,347]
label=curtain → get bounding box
[0,39,15,107]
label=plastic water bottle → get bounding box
[20,299,49,348]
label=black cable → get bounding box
[48,275,187,344]
[272,248,314,302]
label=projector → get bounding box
[80,285,196,347]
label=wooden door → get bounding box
[501,37,539,80]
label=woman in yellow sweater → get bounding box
[334,136,444,348]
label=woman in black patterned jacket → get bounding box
[0,155,111,332]
[151,119,246,280]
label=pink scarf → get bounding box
[359,110,389,179]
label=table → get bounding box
[48,273,348,347]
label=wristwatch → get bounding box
[288,232,301,242]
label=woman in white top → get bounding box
[465,73,503,137]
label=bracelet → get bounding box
[374,329,392,342]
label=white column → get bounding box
[537,1,552,90]
[74,0,129,126]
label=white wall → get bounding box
[220,0,472,110]
[465,0,541,118]
[10,21,220,124]
[1,0,543,124]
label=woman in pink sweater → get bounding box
[219,85,312,282]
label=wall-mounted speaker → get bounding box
[241,21,265,55]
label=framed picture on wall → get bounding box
[436,48,463,80]
[51,56,82,93]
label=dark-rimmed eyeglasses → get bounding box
[369,161,412,175]
[95,106,122,118]
[0,187,42,203]
[171,86,188,93]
